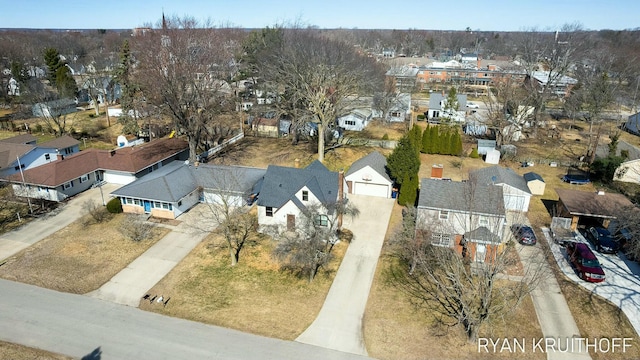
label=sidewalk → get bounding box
[296,195,395,356]
[0,183,120,261]
[88,203,216,307]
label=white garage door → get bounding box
[354,182,388,198]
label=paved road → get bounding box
[88,204,216,306]
[0,279,371,360]
[296,195,395,356]
[0,183,120,261]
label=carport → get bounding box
[555,188,634,230]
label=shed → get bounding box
[523,172,545,195]
[345,151,393,198]
[624,112,640,136]
[485,149,500,164]
[477,139,497,155]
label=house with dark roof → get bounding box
[257,160,346,233]
[417,178,507,263]
[470,165,532,211]
[2,138,188,202]
[0,134,79,178]
[345,151,393,198]
[111,161,266,219]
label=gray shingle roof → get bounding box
[111,161,198,202]
[470,165,531,194]
[418,178,505,216]
[346,151,392,183]
[428,93,467,110]
[257,160,338,209]
[596,140,640,161]
[112,161,266,202]
[523,172,544,183]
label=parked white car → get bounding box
[467,101,480,109]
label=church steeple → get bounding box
[162,10,167,31]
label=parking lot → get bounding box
[542,228,640,337]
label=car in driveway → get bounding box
[585,227,620,254]
[511,224,537,245]
[565,241,606,283]
[467,101,480,109]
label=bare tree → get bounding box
[484,70,531,146]
[258,28,384,162]
[390,180,545,343]
[516,24,585,135]
[132,16,244,161]
[203,167,260,266]
[270,200,359,282]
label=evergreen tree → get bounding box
[43,48,64,83]
[409,124,422,153]
[453,130,464,156]
[441,87,460,124]
[398,174,418,206]
[421,125,430,153]
[387,135,420,186]
[55,66,77,98]
[433,126,442,154]
[470,147,480,158]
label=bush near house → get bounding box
[106,197,123,213]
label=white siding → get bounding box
[416,207,507,244]
[499,184,531,212]
[345,165,392,198]
[616,159,640,185]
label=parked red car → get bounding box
[566,242,606,283]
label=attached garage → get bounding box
[352,181,390,198]
[345,151,393,198]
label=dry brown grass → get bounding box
[0,214,168,294]
[140,232,346,340]
[0,341,71,360]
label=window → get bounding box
[64,147,73,155]
[431,233,452,246]
[479,216,489,227]
[266,207,273,217]
[345,120,356,126]
[162,203,172,210]
[14,164,25,171]
[439,210,449,220]
[302,190,309,201]
[154,201,161,208]
[45,154,51,161]
[134,199,142,206]
[80,174,89,183]
[314,214,329,227]
[63,182,72,190]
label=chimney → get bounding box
[294,158,300,168]
[109,149,116,157]
[57,154,64,161]
[338,169,345,229]
[431,164,443,179]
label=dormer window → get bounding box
[302,190,308,201]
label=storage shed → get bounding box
[523,172,546,195]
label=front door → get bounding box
[143,200,151,213]
[475,244,486,263]
[287,214,295,231]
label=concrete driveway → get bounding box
[296,194,395,356]
[545,228,640,338]
[0,183,120,261]
[88,203,217,307]
[509,213,591,360]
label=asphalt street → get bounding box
[0,279,372,360]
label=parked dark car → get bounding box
[615,227,638,261]
[511,224,537,245]
[585,227,620,254]
[565,242,606,283]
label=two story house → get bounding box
[0,134,79,178]
[416,178,507,263]
[257,160,346,233]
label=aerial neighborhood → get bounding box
[1,10,640,360]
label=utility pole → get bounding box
[17,156,33,215]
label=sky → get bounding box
[1,0,638,32]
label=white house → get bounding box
[427,93,467,123]
[345,151,393,198]
[337,108,373,131]
[623,112,640,136]
[470,166,532,212]
[257,161,346,233]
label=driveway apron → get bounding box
[296,195,395,356]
